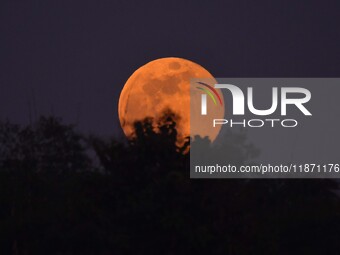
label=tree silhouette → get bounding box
[0,113,339,254]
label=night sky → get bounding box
[1,0,340,137]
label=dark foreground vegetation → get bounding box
[0,114,339,254]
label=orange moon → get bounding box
[118,57,224,142]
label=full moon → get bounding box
[118,57,224,143]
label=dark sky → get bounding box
[1,0,340,137]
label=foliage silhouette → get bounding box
[0,113,339,254]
